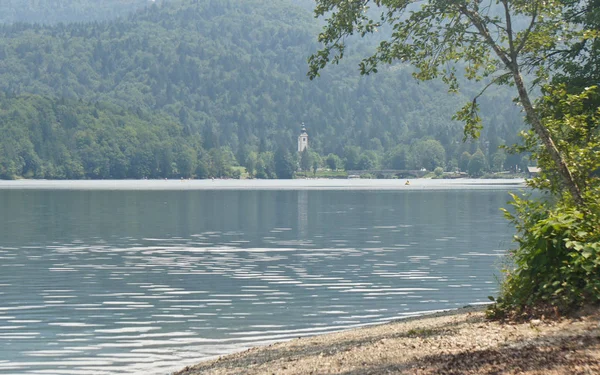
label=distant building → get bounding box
[527,166,541,177]
[298,123,308,152]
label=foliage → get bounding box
[459,151,471,172]
[491,151,507,172]
[550,0,600,96]
[255,152,276,179]
[520,85,600,197]
[274,146,295,179]
[384,145,408,170]
[300,148,312,172]
[468,149,487,177]
[490,86,600,318]
[295,170,347,178]
[0,0,525,179]
[342,146,361,171]
[308,0,596,203]
[491,194,600,318]
[312,159,320,175]
[325,153,342,170]
[411,139,446,171]
[0,94,199,179]
[0,0,153,24]
[356,150,378,170]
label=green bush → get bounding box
[489,194,600,319]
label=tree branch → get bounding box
[457,5,512,70]
[501,0,516,61]
[474,72,513,102]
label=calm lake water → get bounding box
[0,179,523,374]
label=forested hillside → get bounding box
[0,0,155,24]
[0,0,526,179]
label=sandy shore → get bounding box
[174,305,600,375]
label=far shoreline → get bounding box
[0,178,526,191]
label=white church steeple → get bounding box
[297,123,308,152]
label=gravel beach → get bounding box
[173,305,600,375]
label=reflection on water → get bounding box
[0,183,518,374]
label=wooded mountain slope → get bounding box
[0,0,525,179]
[0,0,154,24]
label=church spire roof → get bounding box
[300,122,307,135]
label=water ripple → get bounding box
[0,188,514,374]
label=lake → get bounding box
[0,179,523,374]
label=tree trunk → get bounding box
[459,3,585,206]
[512,71,585,206]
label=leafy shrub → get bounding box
[489,194,600,319]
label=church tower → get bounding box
[297,123,308,152]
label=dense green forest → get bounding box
[0,0,526,179]
[0,0,155,24]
